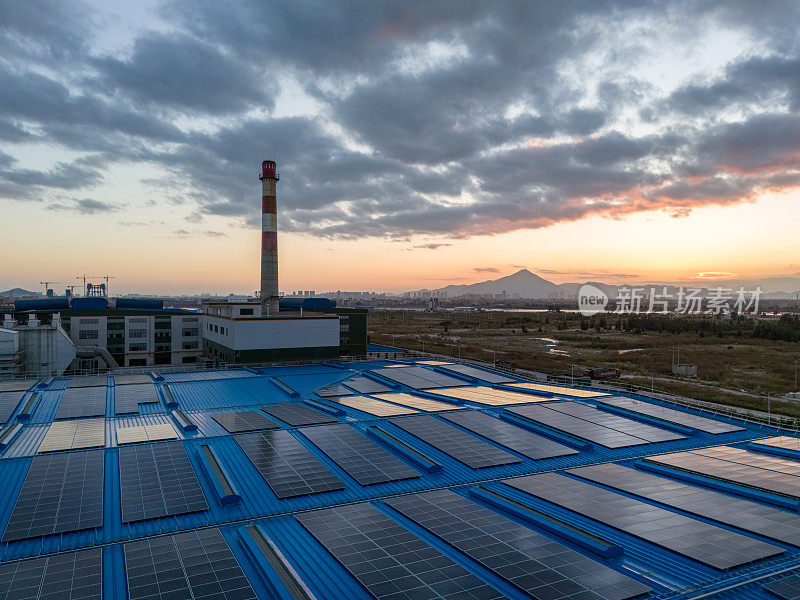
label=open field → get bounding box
[369,309,800,417]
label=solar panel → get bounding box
[371,366,466,389]
[2,449,104,542]
[438,364,516,383]
[114,383,160,414]
[236,430,345,499]
[313,384,352,397]
[390,414,521,468]
[693,446,800,475]
[261,402,337,426]
[0,391,24,424]
[0,379,36,392]
[569,463,800,547]
[297,502,505,600]
[644,450,800,499]
[67,375,108,388]
[38,419,105,453]
[441,411,578,460]
[753,437,800,452]
[505,472,784,569]
[372,392,463,412]
[119,440,208,522]
[334,396,418,417]
[124,528,258,600]
[508,382,612,397]
[597,396,744,434]
[342,376,391,394]
[387,490,651,600]
[116,423,179,445]
[212,411,280,433]
[764,573,800,599]
[0,548,102,600]
[114,374,152,385]
[301,424,419,486]
[545,401,685,443]
[161,369,254,382]
[415,360,453,365]
[55,387,107,420]
[432,386,550,406]
[507,404,650,448]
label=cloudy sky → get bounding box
[2,0,800,294]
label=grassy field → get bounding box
[369,309,800,417]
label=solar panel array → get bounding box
[313,384,352,397]
[506,472,784,569]
[508,404,652,448]
[695,445,800,473]
[645,448,800,499]
[67,375,108,388]
[387,490,652,600]
[597,396,744,434]
[764,573,800,600]
[212,411,279,433]
[334,395,418,417]
[301,424,419,486]
[569,463,800,547]
[0,547,102,600]
[342,376,391,394]
[55,387,107,420]
[431,385,550,406]
[116,423,178,445]
[508,382,612,397]
[261,402,337,426]
[38,419,105,453]
[390,414,521,468]
[235,430,345,498]
[119,440,208,522]
[0,379,36,392]
[372,392,463,412]
[297,502,505,600]
[441,410,578,460]
[114,383,160,414]
[438,363,516,383]
[3,450,104,542]
[124,528,258,600]
[114,374,152,385]
[371,366,466,389]
[753,436,800,452]
[161,369,254,382]
[545,401,685,443]
[0,390,24,424]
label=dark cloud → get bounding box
[1,0,800,239]
[47,198,119,214]
[474,267,501,273]
[414,242,452,250]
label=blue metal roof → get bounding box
[0,360,797,599]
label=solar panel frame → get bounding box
[432,385,551,406]
[0,391,24,424]
[441,410,579,460]
[334,395,418,417]
[55,387,107,420]
[544,401,685,443]
[2,449,105,542]
[597,396,744,434]
[387,490,651,600]
[438,364,516,384]
[212,411,280,433]
[390,414,522,468]
[114,383,160,415]
[342,376,392,394]
[300,423,419,486]
[119,440,208,522]
[0,547,103,600]
[124,528,258,600]
[569,463,800,547]
[116,423,179,445]
[297,502,505,600]
[764,573,800,600]
[38,419,105,453]
[235,430,345,499]
[372,392,463,412]
[506,472,784,570]
[261,402,338,426]
[508,404,650,448]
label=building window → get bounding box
[220,327,225,335]
[240,308,254,316]
[182,317,198,322]
[129,317,147,323]
[80,318,99,324]
[79,330,99,340]
[129,329,147,338]
[214,325,219,332]
[129,343,147,351]
[182,341,199,350]
[182,328,198,337]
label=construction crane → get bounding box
[76,274,89,296]
[100,275,115,296]
[40,281,60,295]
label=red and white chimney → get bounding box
[259,160,279,315]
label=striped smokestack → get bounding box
[259,160,279,315]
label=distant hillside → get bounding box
[0,288,41,298]
[424,269,560,298]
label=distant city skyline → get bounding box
[3,1,800,294]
